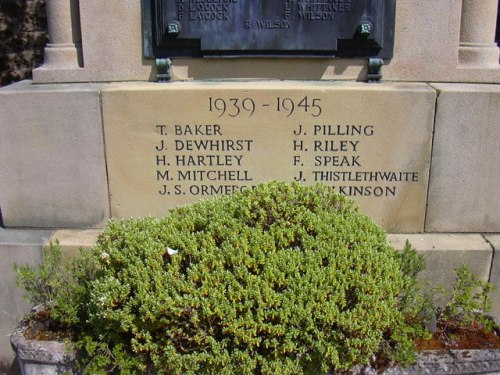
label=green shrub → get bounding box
[15,241,97,328]
[81,181,426,374]
[16,182,499,373]
[15,241,66,310]
[440,264,495,331]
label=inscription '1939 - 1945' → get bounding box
[209,96,322,118]
[151,93,420,200]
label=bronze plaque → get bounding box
[143,0,395,58]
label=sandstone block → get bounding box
[426,84,500,232]
[102,81,435,232]
[48,229,101,261]
[0,81,110,228]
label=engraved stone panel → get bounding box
[143,0,396,58]
[102,81,435,232]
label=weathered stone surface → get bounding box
[340,350,500,374]
[102,81,435,232]
[458,0,500,69]
[48,229,101,260]
[384,0,500,83]
[10,331,76,375]
[381,350,500,375]
[0,228,52,372]
[388,234,492,292]
[33,0,152,83]
[426,84,500,233]
[0,80,110,228]
[31,0,500,84]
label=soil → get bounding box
[416,319,500,351]
[22,310,500,351]
[22,308,75,342]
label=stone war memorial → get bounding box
[1,0,500,370]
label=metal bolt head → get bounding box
[167,21,181,36]
[358,22,373,37]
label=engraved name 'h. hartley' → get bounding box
[176,154,243,167]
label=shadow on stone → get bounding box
[0,357,21,375]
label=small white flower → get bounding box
[167,247,179,256]
[101,252,110,260]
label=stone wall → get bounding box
[0,0,47,86]
[1,2,500,372]
[0,1,499,87]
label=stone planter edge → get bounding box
[10,329,77,375]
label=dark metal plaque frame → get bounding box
[142,0,395,59]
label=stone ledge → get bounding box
[388,234,493,294]
[350,349,500,375]
[44,231,500,294]
[46,229,101,261]
[47,231,500,299]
